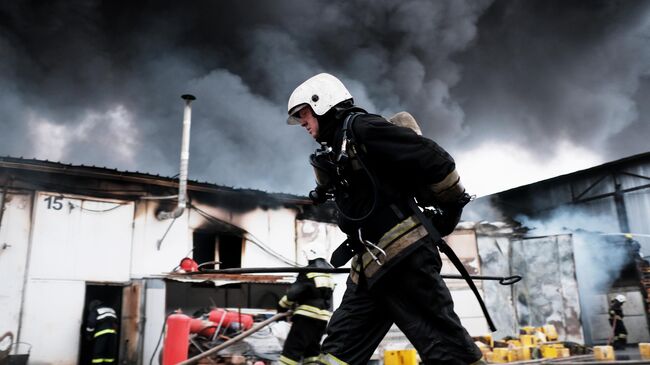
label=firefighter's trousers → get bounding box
[91,329,117,364]
[610,318,628,350]
[280,315,328,365]
[321,243,483,365]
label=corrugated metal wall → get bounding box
[510,235,583,343]
[19,192,135,364]
[0,192,32,340]
[470,156,650,246]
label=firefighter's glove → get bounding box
[428,193,471,237]
[276,306,292,321]
[277,304,289,314]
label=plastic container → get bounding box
[594,346,615,361]
[384,349,418,365]
[639,343,650,360]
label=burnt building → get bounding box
[466,151,650,345]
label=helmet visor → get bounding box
[286,104,307,125]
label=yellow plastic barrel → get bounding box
[520,334,537,347]
[384,349,418,365]
[541,324,559,341]
[593,346,615,361]
[639,343,650,360]
[492,348,509,363]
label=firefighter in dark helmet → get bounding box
[85,300,119,364]
[278,244,335,365]
[286,73,486,365]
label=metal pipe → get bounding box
[0,180,10,236]
[180,267,522,285]
[178,311,290,365]
[157,94,196,220]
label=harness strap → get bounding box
[407,198,497,332]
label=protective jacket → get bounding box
[85,302,118,364]
[278,260,335,321]
[317,107,462,287]
[278,259,334,365]
[316,106,484,365]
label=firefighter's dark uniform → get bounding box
[609,300,627,350]
[314,107,483,365]
[85,301,119,364]
[278,259,335,365]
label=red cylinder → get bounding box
[207,309,253,331]
[208,308,228,326]
[225,311,253,330]
[162,312,191,365]
[189,318,216,337]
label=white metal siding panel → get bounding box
[511,235,583,343]
[443,230,481,290]
[130,201,192,277]
[295,220,347,266]
[240,208,297,267]
[450,289,490,335]
[295,219,348,308]
[0,193,32,336]
[19,279,85,364]
[625,190,650,254]
[477,236,518,340]
[142,279,166,365]
[29,193,134,281]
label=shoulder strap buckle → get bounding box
[338,113,360,163]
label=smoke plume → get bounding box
[518,207,638,340]
[1,1,649,195]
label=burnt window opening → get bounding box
[193,231,217,268]
[218,234,242,269]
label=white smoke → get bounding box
[517,206,634,330]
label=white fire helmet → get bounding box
[287,73,353,125]
[615,294,626,303]
[302,244,327,262]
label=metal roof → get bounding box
[0,155,311,205]
[492,151,650,195]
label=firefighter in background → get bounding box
[277,245,335,365]
[609,294,628,350]
[85,300,119,364]
[286,73,484,365]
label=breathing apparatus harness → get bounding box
[309,112,497,332]
[309,113,379,223]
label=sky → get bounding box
[1,0,649,197]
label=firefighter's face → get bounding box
[297,107,319,139]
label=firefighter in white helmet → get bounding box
[609,294,628,349]
[277,244,334,365]
[286,73,485,365]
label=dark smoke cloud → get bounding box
[453,1,650,157]
[1,1,649,195]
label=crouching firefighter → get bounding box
[85,300,119,364]
[286,73,492,365]
[278,245,335,365]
